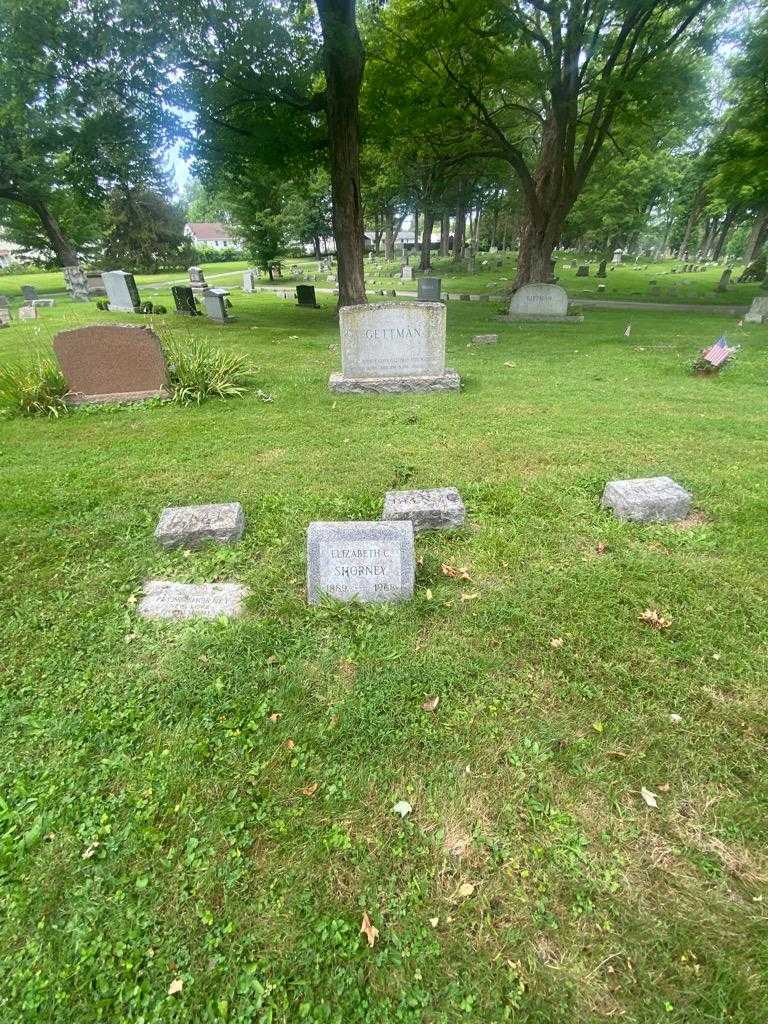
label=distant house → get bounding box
[184,222,239,250]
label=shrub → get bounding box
[163,338,258,404]
[0,360,69,417]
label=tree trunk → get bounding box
[677,189,703,259]
[313,235,322,258]
[315,0,366,306]
[420,211,435,271]
[453,199,466,262]
[413,209,419,253]
[711,206,737,261]
[744,208,768,264]
[384,208,406,261]
[26,195,79,267]
[514,214,563,287]
[490,207,499,250]
[700,216,718,259]
[440,211,450,256]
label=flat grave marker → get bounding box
[307,521,415,605]
[154,502,245,549]
[601,476,692,523]
[382,487,466,533]
[138,581,249,620]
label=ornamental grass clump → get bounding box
[0,360,69,417]
[163,338,259,404]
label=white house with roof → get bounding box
[184,222,239,250]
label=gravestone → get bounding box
[138,581,249,620]
[0,295,8,308]
[171,285,199,316]
[32,299,55,308]
[597,260,607,278]
[744,296,768,324]
[63,266,90,302]
[0,308,10,327]
[716,268,732,292]
[329,301,459,394]
[203,288,236,324]
[601,476,691,523]
[86,271,107,297]
[103,270,141,312]
[401,266,413,281]
[154,502,245,549]
[18,305,37,320]
[307,521,415,604]
[612,249,623,265]
[382,488,466,533]
[296,284,319,308]
[472,334,498,344]
[188,265,208,294]
[243,270,257,292]
[21,285,38,302]
[506,283,582,322]
[576,264,590,277]
[417,277,441,301]
[53,324,169,404]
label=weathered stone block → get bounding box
[307,521,415,605]
[328,370,460,394]
[472,334,498,344]
[154,502,245,549]
[601,476,692,523]
[138,581,249,620]
[382,487,466,532]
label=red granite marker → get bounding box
[53,324,169,404]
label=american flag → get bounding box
[702,336,737,367]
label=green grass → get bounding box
[1,291,767,1023]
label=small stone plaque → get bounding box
[138,581,249,620]
[53,323,169,404]
[472,334,497,344]
[32,298,55,308]
[154,502,245,549]
[18,305,37,320]
[417,277,441,301]
[382,487,466,533]
[601,476,692,523]
[307,521,415,605]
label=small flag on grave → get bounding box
[624,324,631,337]
[701,336,737,368]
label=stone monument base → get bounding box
[66,387,169,405]
[329,370,460,395]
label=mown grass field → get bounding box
[1,288,767,1023]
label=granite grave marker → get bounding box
[53,324,169,404]
[601,476,691,523]
[307,521,415,604]
[154,502,245,549]
[103,270,141,312]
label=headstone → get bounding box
[21,285,38,302]
[103,270,141,312]
[63,266,90,302]
[306,521,415,605]
[154,502,245,549]
[612,249,623,265]
[138,581,249,620]
[0,295,8,308]
[744,296,768,324]
[243,270,258,292]
[382,488,466,533]
[506,283,582,322]
[32,298,54,308]
[86,271,107,297]
[188,265,208,294]
[401,266,413,281]
[171,285,199,316]
[18,305,37,320]
[53,324,169,404]
[296,284,319,308]
[0,308,10,327]
[417,277,441,301]
[597,260,607,278]
[472,334,498,344]
[601,476,691,523]
[203,288,236,324]
[576,265,589,277]
[329,301,459,394]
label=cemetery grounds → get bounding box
[1,266,767,1023]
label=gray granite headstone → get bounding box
[154,502,245,549]
[744,296,768,324]
[401,266,413,281]
[188,265,208,294]
[417,277,441,301]
[32,298,55,308]
[203,288,236,324]
[0,295,8,308]
[243,270,257,292]
[86,271,107,297]
[18,305,37,320]
[472,334,498,344]
[21,285,38,301]
[601,476,692,523]
[0,308,10,327]
[716,268,732,292]
[330,301,459,394]
[63,266,89,302]
[307,521,415,605]
[172,285,199,316]
[103,270,141,312]
[138,581,249,620]
[382,487,466,533]
[507,283,582,322]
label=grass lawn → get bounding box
[1,290,767,1023]
[0,262,251,299]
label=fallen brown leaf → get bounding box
[302,782,319,797]
[360,911,379,948]
[168,978,183,996]
[640,608,672,630]
[285,739,296,750]
[421,696,440,712]
[658,782,671,793]
[549,637,564,649]
[268,712,282,723]
[595,541,607,555]
[457,882,475,899]
[441,563,472,581]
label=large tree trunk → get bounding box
[453,199,466,262]
[384,207,406,261]
[700,217,718,259]
[316,0,366,306]
[711,206,737,261]
[420,211,435,271]
[440,211,450,256]
[413,209,419,252]
[677,188,704,259]
[25,195,79,267]
[313,235,322,258]
[744,207,768,264]
[515,215,563,286]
